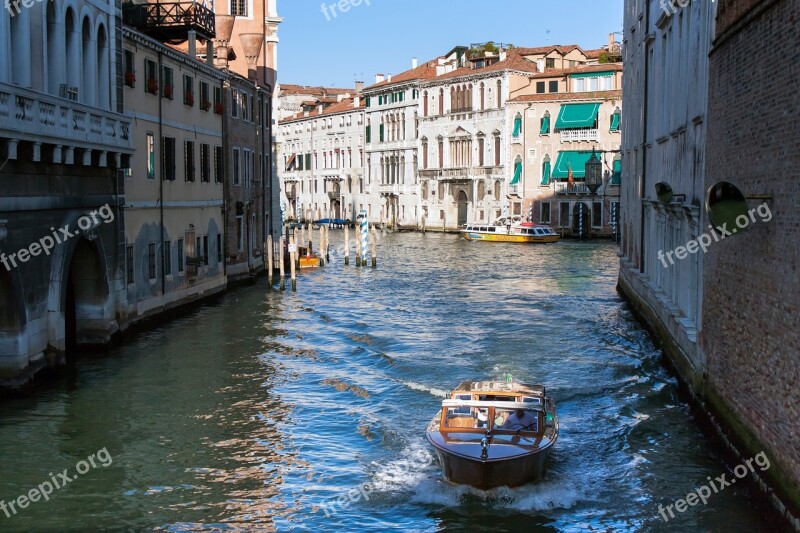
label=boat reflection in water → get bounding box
[426,380,558,490]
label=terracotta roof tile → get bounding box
[279,84,354,96]
[509,89,622,103]
[280,97,364,123]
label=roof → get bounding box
[279,84,354,97]
[279,97,365,123]
[365,58,443,90]
[526,63,623,80]
[509,89,622,103]
[515,44,584,57]
[584,48,606,59]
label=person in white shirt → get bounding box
[501,409,538,431]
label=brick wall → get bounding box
[703,0,800,502]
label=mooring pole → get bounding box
[279,236,286,291]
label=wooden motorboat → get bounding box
[461,216,560,243]
[426,380,558,490]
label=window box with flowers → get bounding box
[185,92,195,107]
[146,77,158,95]
[163,84,174,100]
[200,99,211,111]
[125,71,136,87]
[214,102,224,115]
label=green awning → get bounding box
[551,151,595,179]
[513,116,522,137]
[610,112,620,132]
[570,71,615,79]
[510,161,522,185]
[554,103,600,130]
[540,115,550,134]
[540,161,551,186]
[610,159,622,185]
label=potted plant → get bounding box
[125,71,136,87]
[185,92,195,107]
[147,77,158,94]
[214,102,224,115]
[200,99,211,111]
[163,83,173,99]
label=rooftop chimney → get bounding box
[213,14,237,69]
[412,57,418,69]
[354,95,361,108]
[536,58,545,72]
[239,33,264,80]
[387,73,392,82]
[375,73,385,83]
[608,32,615,49]
[355,81,364,93]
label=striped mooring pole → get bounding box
[578,203,584,239]
[360,210,368,265]
[611,202,618,242]
[528,201,534,223]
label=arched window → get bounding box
[81,16,94,105]
[421,137,429,169]
[97,24,110,110]
[478,180,485,198]
[422,181,429,200]
[439,88,444,115]
[496,79,502,108]
[494,180,501,197]
[467,84,473,111]
[423,91,428,117]
[451,87,456,113]
[541,154,552,186]
[479,83,485,111]
[46,1,61,94]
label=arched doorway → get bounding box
[329,182,341,219]
[65,240,109,361]
[457,190,469,227]
[572,202,590,239]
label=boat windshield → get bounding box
[440,401,541,435]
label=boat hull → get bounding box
[462,232,559,243]
[427,434,554,490]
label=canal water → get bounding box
[0,233,777,532]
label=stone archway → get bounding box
[457,190,469,227]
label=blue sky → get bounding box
[277,0,625,88]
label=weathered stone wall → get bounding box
[703,0,800,508]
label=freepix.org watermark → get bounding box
[1,447,113,519]
[657,451,770,522]
[0,204,115,272]
[4,0,51,18]
[320,0,370,21]
[316,448,433,518]
[658,201,772,268]
[660,0,716,17]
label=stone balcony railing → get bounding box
[554,181,590,194]
[560,129,599,143]
[0,83,133,155]
[418,166,504,180]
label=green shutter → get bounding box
[554,103,601,130]
[610,112,620,132]
[540,161,551,185]
[540,116,550,134]
[366,125,371,143]
[569,71,615,79]
[366,97,371,108]
[610,159,622,185]
[513,116,522,137]
[510,161,522,185]
[379,124,384,142]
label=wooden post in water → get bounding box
[421,215,426,235]
[325,225,330,262]
[267,235,274,288]
[371,225,378,268]
[319,225,326,267]
[344,225,350,265]
[290,234,297,292]
[355,232,362,267]
[279,236,286,291]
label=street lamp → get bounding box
[585,148,603,239]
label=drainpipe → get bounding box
[639,5,651,274]
[158,50,165,297]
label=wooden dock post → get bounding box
[325,225,330,262]
[290,234,297,292]
[421,215,426,235]
[355,232,362,267]
[371,225,378,268]
[344,225,350,265]
[279,236,286,291]
[267,235,274,288]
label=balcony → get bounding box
[0,83,133,156]
[560,129,599,143]
[379,183,400,196]
[554,181,590,195]
[122,1,216,41]
[508,184,521,197]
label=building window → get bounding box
[161,66,173,99]
[546,58,555,69]
[214,146,223,183]
[164,240,172,276]
[124,50,135,87]
[203,235,209,265]
[559,202,570,227]
[214,86,223,114]
[496,80,502,108]
[177,238,184,273]
[230,0,248,17]
[549,80,559,93]
[126,244,134,285]
[183,75,194,106]
[593,202,602,227]
[236,216,244,251]
[233,148,240,185]
[494,136,501,166]
[144,58,157,94]
[162,137,176,181]
[148,242,156,280]
[217,234,222,263]
[536,81,546,94]
[184,140,195,182]
[541,202,551,224]
[200,144,210,182]
[146,133,155,180]
[200,81,210,111]
[438,138,444,168]
[540,111,551,135]
[478,137,485,167]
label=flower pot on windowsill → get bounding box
[214,102,224,115]
[147,78,158,94]
[200,99,211,111]
[185,92,195,107]
[163,84,174,99]
[125,71,136,87]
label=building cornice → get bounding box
[123,28,228,82]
